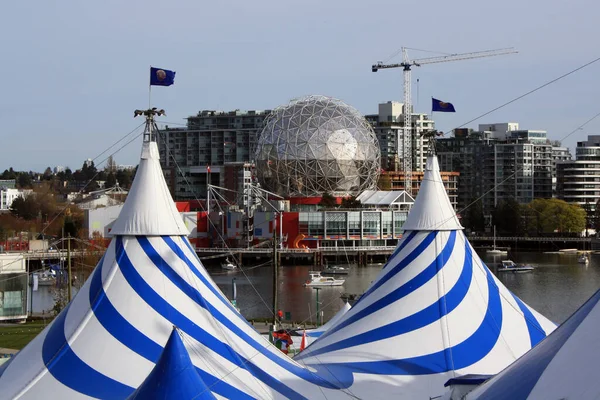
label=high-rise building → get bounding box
[551,146,572,196]
[159,102,435,201]
[365,101,435,172]
[158,109,270,199]
[437,123,553,219]
[556,135,600,213]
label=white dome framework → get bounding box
[254,95,381,197]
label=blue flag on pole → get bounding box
[150,67,176,86]
[432,98,456,112]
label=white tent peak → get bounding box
[110,141,189,236]
[402,155,462,231]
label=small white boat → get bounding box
[486,226,508,255]
[221,259,237,271]
[487,248,508,255]
[578,255,589,264]
[558,248,578,254]
[322,265,350,275]
[497,260,534,273]
[304,271,345,287]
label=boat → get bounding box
[558,248,578,254]
[578,255,589,264]
[304,271,345,287]
[497,260,534,273]
[221,258,237,270]
[486,226,508,255]
[322,265,349,275]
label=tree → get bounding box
[492,199,523,236]
[81,160,97,181]
[10,195,39,220]
[377,174,391,191]
[340,196,361,209]
[116,169,132,189]
[17,172,32,188]
[462,199,485,233]
[524,198,586,235]
[319,192,337,208]
[105,172,117,188]
[43,167,53,180]
[63,215,78,238]
[106,155,117,173]
[1,168,16,180]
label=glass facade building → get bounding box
[0,254,27,321]
[298,210,406,245]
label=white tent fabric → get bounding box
[295,155,556,399]
[110,141,189,236]
[402,157,462,231]
[467,288,600,400]
[0,141,556,399]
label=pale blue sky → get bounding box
[1,0,598,171]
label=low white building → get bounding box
[0,188,32,211]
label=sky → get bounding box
[1,0,599,172]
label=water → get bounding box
[28,251,600,325]
[209,251,600,325]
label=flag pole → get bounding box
[149,66,152,108]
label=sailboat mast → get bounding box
[272,225,279,329]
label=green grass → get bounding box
[0,321,51,351]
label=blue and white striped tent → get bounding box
[0,139,352,399]
[0,134,556,399]
[295,157,556,399]
[467,288,600,400]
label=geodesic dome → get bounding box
[254,95,381,197]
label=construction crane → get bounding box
[372,47,517,195]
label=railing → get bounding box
[194,246,398,254]
[468,236,590,243]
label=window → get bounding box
[326,212,347,239]
[348,212,361,238]
[382,212,393,238]
[363,212,380,239]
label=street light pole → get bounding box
[314,287,321,327]
[67,234,72,302]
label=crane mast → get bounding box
[402,48,412,195]
[372,47,517,196]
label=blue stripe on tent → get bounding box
[42,303,134,399]
[299,231,461,359]
[303,261,503,385]
[117,237,332,397]
[476,288,600,400]
[387,231,417,262]
[88,247,250,400]
[510,293,547,348]
[143,236,342,389]
[356,231,422,301]
[305,231,444,347]
[163,236,249,322]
